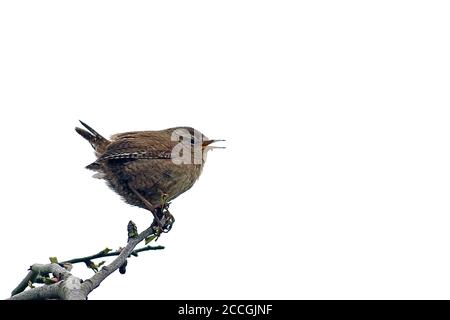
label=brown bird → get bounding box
[75,121,223,232]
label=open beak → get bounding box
[202,139,226,149]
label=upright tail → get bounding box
[75,120,110,155]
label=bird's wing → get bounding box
[110,129,173,141]
[96,138,173,162]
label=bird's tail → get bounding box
[75,120,110,154]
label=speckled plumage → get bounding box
[75,121,212,211]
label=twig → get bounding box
[61,244,164,265]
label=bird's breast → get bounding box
[101,159,203,208]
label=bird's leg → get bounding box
[129,186,164,230]
[158,194,175,233]
[129,186,175,234]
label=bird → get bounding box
[75,120,223,232]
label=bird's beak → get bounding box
[202,139,226,149]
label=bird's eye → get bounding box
[191,136,195,144]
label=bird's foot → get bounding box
[160,210,175,233]
[152,206,175,234]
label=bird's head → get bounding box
[170,127,225,164]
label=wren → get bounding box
[75,121,223,232]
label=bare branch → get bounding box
[9,220,164,300]
[11,263,67,297]
[9,282,60,300]
[9,263,84,300]
[80,224,157,295]
[11,270,38,297]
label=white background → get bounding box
[1,1,449,299]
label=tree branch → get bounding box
[9,220,165,300]
[11,263,69,297]
[11,270,38,297]
[80,223,157,296]
[9,263,85,300]
[10,282,60,300]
